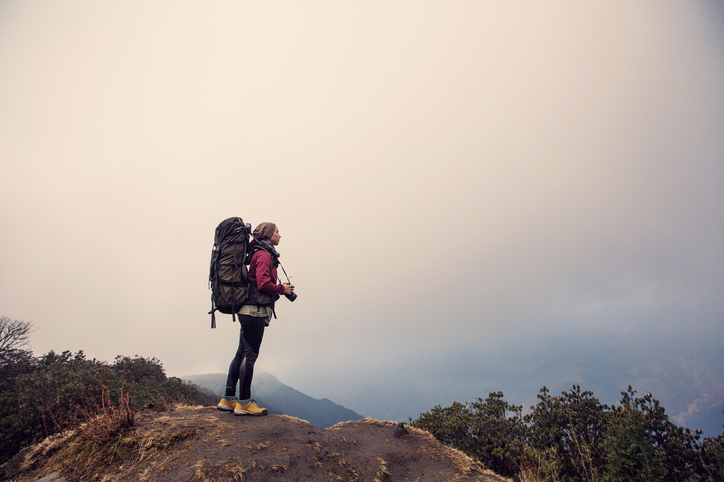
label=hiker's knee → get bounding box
[243,345,259,364]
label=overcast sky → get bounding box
[1,1,723,414]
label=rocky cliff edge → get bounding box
[2,405,510,482]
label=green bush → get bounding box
[412,391,527,477]
[412,386,724,482]
[0,347,216,465]
[525,385,608,481]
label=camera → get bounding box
[283,284,297,302]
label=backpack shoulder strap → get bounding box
[248,244,279,267]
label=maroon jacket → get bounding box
[247,241,284,308]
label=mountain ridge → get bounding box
[299,310,724,437]
[183,372,364,429]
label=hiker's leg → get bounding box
[224,321,248,398]
[239,315,265,401]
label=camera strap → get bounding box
[278,260,292,285]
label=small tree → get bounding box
[698,423,724,481]
[0,317,33,359]
[603,387,703,482]
[0,317,37,464]
[412,391,527,477]
[524,385,608,482]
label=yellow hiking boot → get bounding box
[216,398,238,412]
[234,399,268,416]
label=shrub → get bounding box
[412,391,528,477]
[411,385,724,482]
[1,349,215,465]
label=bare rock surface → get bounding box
[3,405,510,481]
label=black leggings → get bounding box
[225,315,265,400]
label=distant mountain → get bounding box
[506,319,724,438]
[183,372,363,429]
[311,306,724,438]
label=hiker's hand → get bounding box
[282,284,295,295]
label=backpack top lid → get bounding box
[214,217,251,246]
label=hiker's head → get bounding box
[254,222,280,245]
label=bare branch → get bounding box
[0,316,34,355]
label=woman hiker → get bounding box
[217,222,294,415]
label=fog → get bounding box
[1,1,723,425]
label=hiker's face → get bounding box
[269,227,281,246]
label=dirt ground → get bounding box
[3,405,512,482]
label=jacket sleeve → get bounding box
[251,252,284,296]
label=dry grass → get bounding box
[373,457,391,481]
[517,446,562,482]
[275,413,312,425]
[192,459,246,482]
[331,418,396,430]
[16,431,75,473]
[6,405,209,481]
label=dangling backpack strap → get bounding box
[209,305,216,329]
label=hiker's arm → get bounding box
[253,254,285,295]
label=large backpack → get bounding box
[208,217,252,328]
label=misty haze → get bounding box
[1,0,723,448]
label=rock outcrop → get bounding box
[3,405,510,481]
